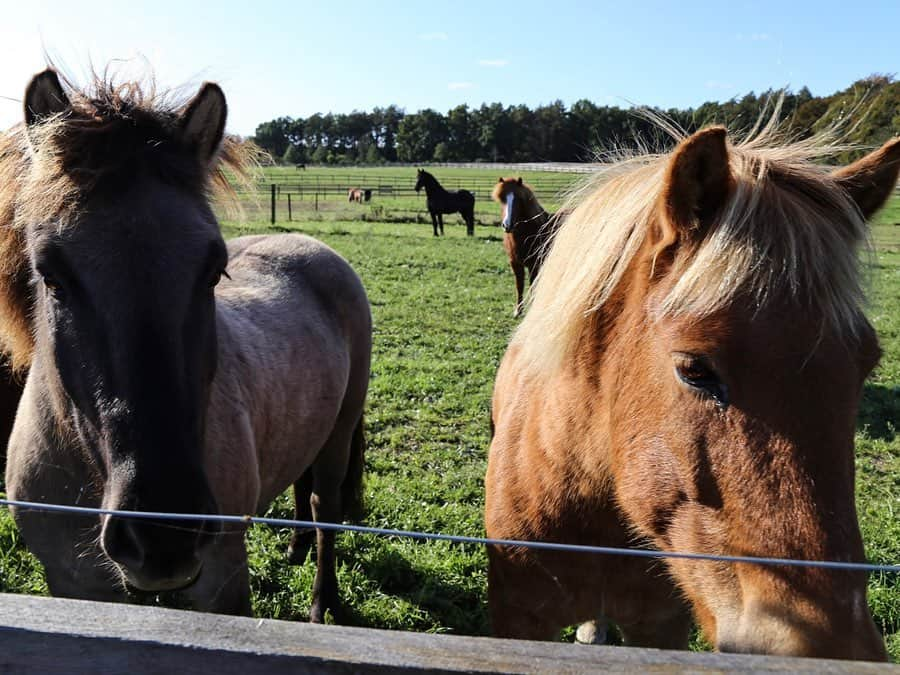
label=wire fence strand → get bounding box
[2,497,898,574]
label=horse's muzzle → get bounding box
[102,512,219,593]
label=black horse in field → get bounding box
[414,169,476,236]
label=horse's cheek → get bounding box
[614,432,687,544]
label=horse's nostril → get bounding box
[102,517,145,571]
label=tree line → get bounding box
[252,76,900,165]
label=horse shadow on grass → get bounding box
[858,383,900,441]
[339,544,489,636]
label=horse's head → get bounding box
[519,126,899,659]
[414,168,427,193]
[492,177,533,232]
[20,69,243,593]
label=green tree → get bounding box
[472,103,515,161]
[364,142,381,165]
[447,104,477,160]
[396,109,449,162]
[283,144,306,165]
[432,142,451,162]
[310,144,329,165]
[252,117,293,158]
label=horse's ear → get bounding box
[657,126,732,248]
[498,177,503,183]
[179,82,227,162]
[24,69,70,127]
[517,177,523,185]
[831,138,900,220]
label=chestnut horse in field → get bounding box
[492,178,562,317]
[486,125,900,660]
[2,68,372,619]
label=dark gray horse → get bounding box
[2,68,372,620]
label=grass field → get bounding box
[0,187,897,660]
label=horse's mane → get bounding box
[513,118,872,377]
[0,68,257,370]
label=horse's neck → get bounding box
[519,198,550,231]
[425,178,447,197]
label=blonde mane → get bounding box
[513,123,871,376]
[0,69,257,370]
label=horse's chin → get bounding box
[121,563,203,595]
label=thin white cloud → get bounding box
[736,32,772,42]
[478,59,509,67]
[419,32,448,41]
[448,81,474,90]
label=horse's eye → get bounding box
[673,354,728,407]
[43,276,65,301]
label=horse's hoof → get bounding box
[575,620,608,645]
[309,598,343,625]
[512,307,522,318]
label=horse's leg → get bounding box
[308,412,363,624]
[186,522,252,616]
[287,468,315,564]
[511,259,526,317]
[438,213,444,236]
[488,549,563,641]
[465,209,474,236]
[431,212,439,236]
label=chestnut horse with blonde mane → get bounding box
[2,68,371,619]
[492,177,562,317]
[486,125,900,660]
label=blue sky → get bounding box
[0,1,897,136]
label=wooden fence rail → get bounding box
[0,593,893,674]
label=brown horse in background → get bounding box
[3,68,372,620]
[492,178,562,317]
[486,125,900,660]
[348,187,364,203]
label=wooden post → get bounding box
[315,191,319,211]
[287,194,292,222]
[270,184,276,224]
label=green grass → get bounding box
[0,195,898,659]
